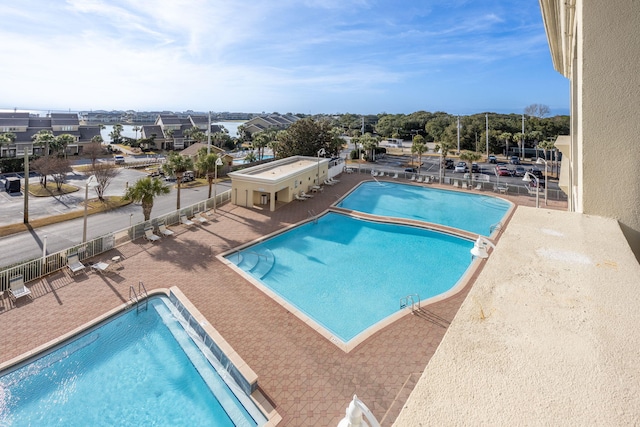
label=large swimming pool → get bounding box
[226,213,474,344]
[0,296,266,427]
[337,181,510,236]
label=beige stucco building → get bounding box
[228,156,329,211]
[540,0,640,258]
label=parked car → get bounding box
[113,155,125,165]
[495,165,512,176]
[454,162,468,173]
[471,163,479,173]
[509,156,521,165]
[442,159,454,169]
[514,165,526,177]
[404,167,417,173]
[529,168,544,179]
[488,155,497,164]
[181,170,195,183]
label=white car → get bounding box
[454,162,468,173]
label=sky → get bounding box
[0,0,569,116]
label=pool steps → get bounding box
[235,249,275,279]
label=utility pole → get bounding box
[23,150,29,224]
[207,111,211,154]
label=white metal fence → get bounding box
[0,190,231,292]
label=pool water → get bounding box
[0,297,265,427]
[337,181,510,236]
[227,213,473,343]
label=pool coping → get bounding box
[0,286,282,427]
[217,183,516,354]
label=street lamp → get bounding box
[213,157,223,212]
[317,148,325,184]
[522,171,540,208]
[82,175,97,243]
[536,157,548,206]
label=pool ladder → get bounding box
[308,209,318,224]
[490,221,503,234]
[400,294,421,313]
[129,281,148,314]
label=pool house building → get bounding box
[228,156,330,211]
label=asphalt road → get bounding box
[0,168,230,268]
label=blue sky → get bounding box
[0,0,569,116]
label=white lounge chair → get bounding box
[453,180,460,188]
[157,222,174,237]
[195,213,209,224]
[144,226,161,243]
[416,176,423,183]
[330,177,340,183]
[392,173,398,179]
[294,193,307,201]
[8,275,31,301]
[67,253,87,276]
[300,191,314,199]
[475,183,482,191]
[324,179,336,186]
[410,175,416,181]
[180,215,195,226]
[462,182,468,189]
[91,261,114,275]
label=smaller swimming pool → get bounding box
[0,295,267,427]
[337,181,511,236]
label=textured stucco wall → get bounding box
[579,0,640,255]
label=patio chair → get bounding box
[8,275,32,301]
[410,175,416,181]
[67,252,87,276]
[462,182,468,190]
[475,183,482,191]
[329,177,340,183]
[91,261,114,275]
[180,215,195,227]
[144,226,161,243]
[392,173,398,179]
[294,193,307,201]
[195,213,209,224]
[300,191,314,199]
[157,222,175,237]
[324,179,336,186]
[453,180,460,188]
[416,176,423,183]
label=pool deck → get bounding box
[0,173,568,426]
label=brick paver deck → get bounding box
[0,173,565,426]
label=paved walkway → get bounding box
[0,173,566,426]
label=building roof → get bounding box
[228,155,327,185]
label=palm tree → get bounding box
[196,152,221,198]
[133,126,141,140]
[499,132,512,158]
[122,177,170,221]
[162,152,194,210]
[53,134,75,157]
[411,135,427,174]
[0,132,16,157]
[459,150,482,186]
[31,129,55,157]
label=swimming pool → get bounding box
[0,296,267,427]
[337,181,511,236]
[225,213,474,345]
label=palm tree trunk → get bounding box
[176,173,183,210]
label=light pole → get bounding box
[213,157,223,212]
[317,148,325,184]
[522,171,540,208]
[536,157,548,206]
[82,175,97,243]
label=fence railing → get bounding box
[0,190,231,292]
[344,165,567,201]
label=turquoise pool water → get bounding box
[0,297,265,427]
[337,181,510,236]
[227,213,473,343]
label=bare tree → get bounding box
[50,157,72,191]
[90,162,120,201]
[524,104,550,118]
[83,142,105,169]
[31,157,55,188]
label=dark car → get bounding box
[509,156,521,165]
[529,168,544,179]
[513,165,526,177]
[471,163,479,173]
[443,159,454,169]
[488,155,497,164]
[404,167,417,173]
